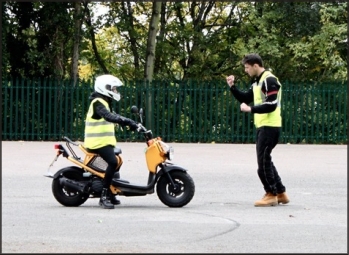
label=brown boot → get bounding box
[254,192,278,207]
[277,192,290,204]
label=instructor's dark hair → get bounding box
[242,53,264,67]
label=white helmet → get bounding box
[94,74,123,101]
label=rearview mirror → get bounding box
[130,105,138,114]
[130,105,143,123]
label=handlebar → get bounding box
[137,125,153,141]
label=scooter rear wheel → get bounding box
[52,168,89,207]
[156,170,195,207]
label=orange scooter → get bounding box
[45,106,195,207]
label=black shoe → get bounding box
[109,195,121,205]
[99,188,115,209]
[106,188,121,205]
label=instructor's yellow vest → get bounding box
[84,98,116,149]
[252,71,282,128]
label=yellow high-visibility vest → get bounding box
[252,71,282,128]
[84,98,116,149]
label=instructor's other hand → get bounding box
[240,103,251,112]
[226,75,235,87]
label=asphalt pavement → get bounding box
[1,141,347,253]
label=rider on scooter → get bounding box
[84,74,142,209]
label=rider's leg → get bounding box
[93,145,118,209]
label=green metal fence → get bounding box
[2,77,347,144]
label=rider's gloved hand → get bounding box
[129,121,143,132]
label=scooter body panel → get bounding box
[111,172,157,195]
[110,163,188,197]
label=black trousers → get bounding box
[88,145,118,189]
[256,126,286,195]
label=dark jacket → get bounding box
[88,92,137,129]
[230,70,281,114]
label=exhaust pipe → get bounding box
[59,177,88,193]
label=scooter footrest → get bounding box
[112,178,129,184]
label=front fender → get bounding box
[157,163,188,177]
[53,166,85,180]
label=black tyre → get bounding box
[52,168,89,207]
[156,171,195,207]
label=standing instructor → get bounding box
[226,53,289,207]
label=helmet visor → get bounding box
[106,84,118,92]
[105,84,121,101]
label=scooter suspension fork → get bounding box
[164,171,179,192]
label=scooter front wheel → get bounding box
[156,171,195,207]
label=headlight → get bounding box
[159,141,174,160]
[168,146,174,160]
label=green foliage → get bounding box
[4,2,78,78]
[2,2,347,84]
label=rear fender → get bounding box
[53,166,85,180]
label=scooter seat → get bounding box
[114,147,122,155]
[85,147,122,155]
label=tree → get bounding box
[144,1,161,129]
[4,2,77,79]
[71,1,83,86]
[288,2,347,82]
[2,2,346,83]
